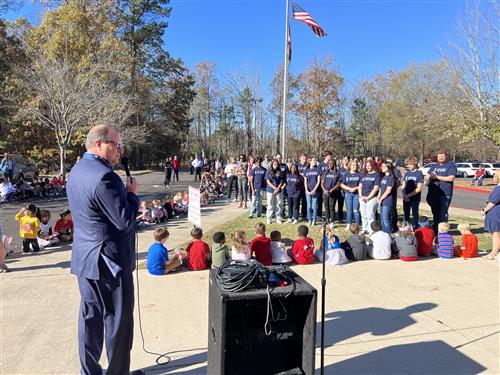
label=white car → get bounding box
[455,162,481,178]
[480,163,500,177]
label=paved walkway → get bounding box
[1,192,498,374]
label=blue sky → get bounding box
[6,0,466,94]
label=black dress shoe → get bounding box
[130,370,145,375]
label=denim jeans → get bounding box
[403,199,420,228]
[266,191,282,220]
[305,191,319,223]
[237,176,248,202]
[431,195,452,233]
[344,192,360,225]
[360,197,378,233]
[287,196,300,220]
[249,189,264,217]
[380,205,392,234]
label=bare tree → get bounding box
[16,55,132,175]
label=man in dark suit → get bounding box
[67,124,140,375]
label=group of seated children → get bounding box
[14,204,73,253]
[200,172,223,205]
[136,193,190,227]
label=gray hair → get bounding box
[85,124,119,150]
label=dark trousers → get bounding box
[195,167,202,181]
[317,193,323,218]
[336,190,344,222]
[403,199,420,229]
[300,190,307,219]
[22,238,40,253]
[288,196,299,220]
[226,175,238,200]
[323,192,338,223]
[164,169,172,186]
[429,195,452,234]
[173,168,179,182]
[390,203,399,233]
[77,265,134,375]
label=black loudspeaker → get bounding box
[208,269,317,375]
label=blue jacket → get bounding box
[67,153,140,280]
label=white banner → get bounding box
[188,186,202,228]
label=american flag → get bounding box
[291,1,327,38]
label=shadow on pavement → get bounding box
[136,351,207,374]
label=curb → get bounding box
[454,186,491,194]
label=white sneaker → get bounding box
[266,219,272,225]
[286,219,292,224]
[345,225,350,231]
[308,221,312,226]
[276,219,283,225]
[292,219,298,224]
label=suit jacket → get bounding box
[67,153,140,280]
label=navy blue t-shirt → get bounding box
[147,242,169,275]
[338,167,348,182]
[286,174,302,198]
[380,175,395,207]
[297,162,307,176]
[251,166,267,190]
[265,170,282,193]
[279,163,289,176]
[403,170,424,201]
[322,170,338,190]
[304,167,320,192]
[342,172,361,193]
[317,162,329,175]
[428,161,457,196]
[360,172,381,197]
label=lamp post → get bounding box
[252,97,263,156]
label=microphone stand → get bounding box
[320,211,327,375]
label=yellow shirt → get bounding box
[15,213,41,239]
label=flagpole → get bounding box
[280,0,290,158]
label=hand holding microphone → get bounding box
[122,157,139,194]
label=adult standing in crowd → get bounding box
[164,156,173,188]
[225,157,238,202]
[0,152,15,182]
[377,162,395,234]
[401,157,424,228]
[236,154,248,209]
[262,154,271,170]
[192,155,203,181]
[359,159,381,234]
[67,124,140,375]
[321,159,341,224]
[341,160,361,229]
[425,150,457,234]
[304,157,321,226]
[172,155,180,182]
[483,170,500,261]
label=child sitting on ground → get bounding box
[315,224,348,265]
[151,199,167,223]
[54,209,73,242]
[211,232,230,268]
[414,216,435,257]
[366,221,392,260]
[290,225,315,265]
[392,221,418,261]
[37,210,59,248]
[341,224,368,261]
[231,230,251,261]
[15,204,41,253]
[186,227,211,270]
[270,230,292,265]
[434,222,454,259]
[147,227,187,275]
[454,222,478,258]
[137,200,154,225]
[250,222,272,266]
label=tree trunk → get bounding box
[59,145,67,177]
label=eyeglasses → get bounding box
[102,140,124,149]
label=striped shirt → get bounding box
[437,232,454,259]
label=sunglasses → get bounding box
[102,140,124,149]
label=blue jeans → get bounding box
[380,205,392,234]
[266,191,282,220]
[344,192,360,225]
[403,199,420,228]
[249,189,264,217]
[305,191,319,223]
[360,197,378,233]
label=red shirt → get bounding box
[415,227,435,256]
[173,160,180,169]
[291,237,315,264]
[475,169,485,178]
[54,218,73,235]
[460,233,478,258]
[186,240,210,270]
[250,236,272,266]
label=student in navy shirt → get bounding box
[317,151,332,218]
[265,159,285,224]
[358,159,381,234]
[275,153,289,219]
[386,157,402,232]
[341,160,362,229]
[304,157,321,225]
[377,162,395,234]
[285,164,303,224]
[402,157,424,228]
[249,156,267,219]
[425,150,457,233]
[336,156,350,224]
[321,160,341,224]
[297,154,308,221]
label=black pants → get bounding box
[77,264,134,375]
[164,169,172,186]
[300,190,307,219]
[323,192,338,223]
[195,167,202,181]
[227,175,238,200]
[23,238,40,253]
[336,190,345,222]
[173,168,179,182]
[391,204,399,233]
[288,196,299,220]
[317,193,323,218]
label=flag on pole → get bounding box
[291,1,327,37]
[287,25,292,62]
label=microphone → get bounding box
[122,157,131,178]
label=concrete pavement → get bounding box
[1,173,498,374]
